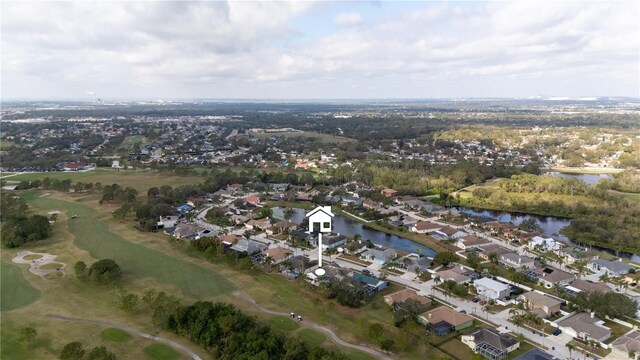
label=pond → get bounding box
[545,172,613,185]
[272,207,437,257]
[453,206,640,262]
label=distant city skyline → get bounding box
[2,1,639,100]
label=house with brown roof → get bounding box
[246,217,272,231]
[557,312,611,342]
[519,291,561,318]
[245,195,262,206]
[475,244,512,261]
[261,247,292,264]
[381,188,398,198]
[462,328,520,360]
[456,235,491,250]
[266,220,298,235]
[219,234,243,245]
[383,288,432,307]
[436,265,473,284]
[564,279,610,294]
[533,266,575,288]
[411,221,441,234]
[417,306,474,335]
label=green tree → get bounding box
[87,346,116,360]
[60,342,85,360]
[433,251,459,267]
[74,261,87,280]
[19,327,37,345]
[120,294,139,312]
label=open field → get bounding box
[438,338,473,360]
[0,260,41,311]
[298,328,327,346]
[143,343,182,360]
[609,190,640,202]
[27,195,234,300]
[269,315,300,332]
[253,130,355,143]
[8,168,204,192]
[100,328,133,342]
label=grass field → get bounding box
[8,168,204,192]
[24,254,43,260]
[609,190,640,202]
[297,329,326,346]
[438,338,473,360]
[143,343,182,360]
[1,260,41,311]
[27,195,235,300]
[269,316,300,332]
[100,328,133,342]
[40,263,64,271]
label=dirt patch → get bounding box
[39,193,51,197]
[12,251,67,280]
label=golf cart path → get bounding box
[234,291,391,360]
[45,314,203,360]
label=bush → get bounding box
[60,342,85,360]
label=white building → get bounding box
[528,236,563,252]
[474,277,511,301]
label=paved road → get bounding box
[45,314,203,360]
[233,291,391,360]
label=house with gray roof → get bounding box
[500,253,535,270]
[362,247,397,265]
[588,258,632,276]
[230,239,268,255]
[462,328,520,360]
[557,312,611,342]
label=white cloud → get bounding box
[334,12,362,27]
[1,1,638,99]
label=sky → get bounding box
[1,1,639,100]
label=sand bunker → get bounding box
[12,251,67,280]
[47,210,61,215]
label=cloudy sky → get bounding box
[2,1,639,100]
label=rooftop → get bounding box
[419,306,473,327]
[557,312,611,341]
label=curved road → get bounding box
[233,291,391,360]
[45,314,203,360]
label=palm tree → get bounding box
[488,252,498,264]
[574,260,587,279]
[264,256,274,273]
[567,343,575,359]
[599,272,610,283]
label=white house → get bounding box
[587,259,632,276]
[528,236,563,251]
[474,277,511,301]
[306,206,334,233]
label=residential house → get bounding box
[430,226,467,240]
[529,266,575,289]
[288,255,318,274]
[306,264,344,286]
[261,247,292,264]
[157,215,179,229]
[246,217,272,231]
[270,183,290,192]
[397,254,432,274]
[555,247,597,266]
[219,234,243,245]
[485,221,518,237]
[177,204,193,213]
[564,279,611,295]
[310,233,347,250]
[411,221,441,234]
[513,349,558,360]
[474,277,511,301]
[245,195,262,206]
[361,247,397,265]
[519,291,561,318]
[230,239,268,255]
[344,240,369,255]
[436,265,474,284]
[462,328,520,360]
[383,288,432,307]
[456,235,492,250]
[417,306,474,335]
[500,253,535,270]
[352,272,388,295]
[173,223,206,239]
[528,236,562,252]
[587,259,632,276]
[381,188,398,198]
[342,197,363,207]
[228,183,243,192]
[266,220,298,235]
[557,312,611,342]
[611,330,640,360]
[362,198,379,209]
[475,244,512,261]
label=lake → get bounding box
[272,207,437,257]
[453,206,640,262]
[545,171,613,185]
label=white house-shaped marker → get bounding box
[306,206,334,275]
[306,206,334,233]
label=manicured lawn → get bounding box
[346,352,377,360]
[0,260,41,311]
[28,196,235,300]
[298,329,326,346]
[40,262,64,270]
[603,319,632,343]
[100,328,133,342]
[269,316,300,332]
[23,254,43,261]
[439,338,474,360]
[505,342,534,360]
[44,271,64,280]
[143,343,181,360]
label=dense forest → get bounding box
[0,191,52,248]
